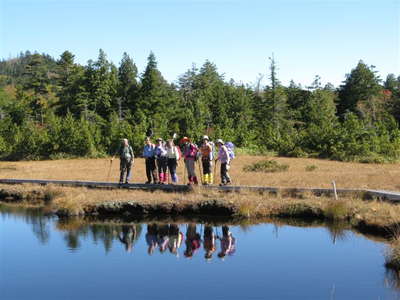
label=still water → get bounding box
[1,204,399,300]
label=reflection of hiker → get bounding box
[200,136,213,185]
[166,140,181,184]
[145,224,158,255]
[155,138,168,184]
[111,138,134,184]
[218,226,236,258]
[117,225,137,252]
[168,224,184,255]
[143,137,157,184]
[157,224,170,253]
[203,225,216,260]
[181,137,199,185]
[215,139,231,186]
[184,224,201,258]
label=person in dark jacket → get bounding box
[143,137,157,184]
[112,138,134,184]
[155,138,168,184]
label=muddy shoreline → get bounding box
[1,186,399,241]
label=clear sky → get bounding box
[1,0,399,87]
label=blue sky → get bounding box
[1,0,399,87]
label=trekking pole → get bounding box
[213,160,218,185]
[107,159,113,182]
[183,160,186,185]
[197,160,202,184]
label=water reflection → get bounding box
[203,225,216,259]
[57,219,142,253]
[184,223,201,258]
[0,204,51,244]
[56,217,236,260]
[2,204,400,298]
[218,225,236,258]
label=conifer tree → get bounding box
[337,60,381,117]
[118,52,138,119]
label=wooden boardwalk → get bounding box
[0,178,399,202]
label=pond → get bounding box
[1,204,399,300]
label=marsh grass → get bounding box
[0,155,399,190]
[324,201,349,220]
[43,185,65,203]
[243,159,289,173]
[0,165,17,171]
[386,237,400,272]
[305,165,318,172]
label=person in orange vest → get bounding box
[199,135,214,185]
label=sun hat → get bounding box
[181,137,190,143]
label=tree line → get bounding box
[0,49,399,162]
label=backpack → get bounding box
[225,142,235,160]
[175,146,182,161]
[209,141,215,160]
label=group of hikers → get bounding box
[112,135,234,186]
[118,223,236,260]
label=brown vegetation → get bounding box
[1,183,399,230]
[0,155,399,190]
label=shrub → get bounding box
[324,200,349,220]
[243,160,289,173]
[305,165,318,172]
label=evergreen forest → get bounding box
[0,50,399,162]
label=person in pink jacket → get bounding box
[181,137,199,185]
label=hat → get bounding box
[181,137,190,143]
[216,139,224,145]
[202,135,209,141]
[156,138,163,142]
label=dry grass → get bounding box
[2,183,400,229]
[0,155,399,191]
[386,235,400,273]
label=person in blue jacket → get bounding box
[143,137,157,184]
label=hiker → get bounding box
[166,140,181,184]
[184,223,201,258]
[215,139,231,186]
[200,135,213,185]
[111,138,134,184]
[168,224,184,256]
[145,224,158,255]
[143,137,157,184]
[203,225,216,260]
[117,225,137,253]
[217,225,236,258]
[181,137,199,185]
[155,138,168,184]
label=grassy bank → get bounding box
[0,155,399,191]
[1,183,399,234]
